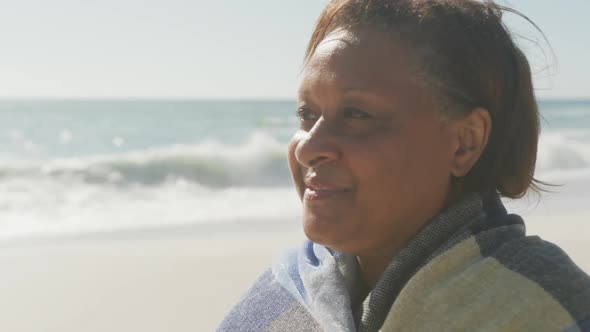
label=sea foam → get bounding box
[0,132,292,188]
[536,131,590,174]
[1,129,589,238]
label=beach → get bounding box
[1,0,590,328]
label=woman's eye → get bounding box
[343,107,372,119]
[296,108,319,121]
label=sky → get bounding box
[0,0,588,99]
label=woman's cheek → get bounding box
[287,135,305,200]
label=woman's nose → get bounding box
[293,119,339,169]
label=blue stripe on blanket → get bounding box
[217,270,300,332]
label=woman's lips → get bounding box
[303,186,351,201]
[305,188,345,201]
[303,176,352,201]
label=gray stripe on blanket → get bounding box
[478,234,590,327]
[263,302,322,332]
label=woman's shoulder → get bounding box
[385,234,590,331]
[485,235,590,325]
[488,235,590,288]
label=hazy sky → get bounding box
[0,0,588,99]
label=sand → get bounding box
[0,230,305,332]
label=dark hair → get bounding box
[305,0,546,198]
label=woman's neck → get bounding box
[356,244,402,288]
[357,188,463,288]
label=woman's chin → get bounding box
[303,218,358,252]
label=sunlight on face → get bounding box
[288,27,458,255]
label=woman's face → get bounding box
[289,27,459,255]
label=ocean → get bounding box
[0,99,589,238]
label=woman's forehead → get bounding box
[299,28,419,101]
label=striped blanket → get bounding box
[218,193,590,331]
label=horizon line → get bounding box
[0,96,589,102]
[0,96,297,102]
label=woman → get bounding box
[219,0,590,331]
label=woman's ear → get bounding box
[450,107,492,178]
